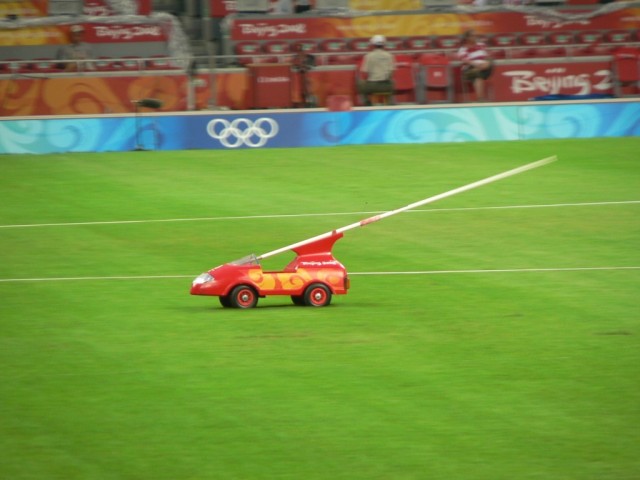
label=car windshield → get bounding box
[229,254,260,266]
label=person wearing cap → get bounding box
[357,34,395,106]
[457,29,492,101]
[56,25,94,72]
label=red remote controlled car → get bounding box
[191,232,349,308]
[190,157,556,309]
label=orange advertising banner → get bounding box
[344,0,421,10]
[0,22,168,47]
[0,26,66,46]
[0,74,192,116]
[230,7,640,39]
[213,0,427,17]
[0,0,48,17]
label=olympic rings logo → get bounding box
[206,117,279,148]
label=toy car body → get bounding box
[191,232,349,308]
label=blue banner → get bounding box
[1,101,639,154]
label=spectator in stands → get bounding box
[291,43,315,107]
[56,24,94,72]
[357,34,395,106]
[457,29,493,101]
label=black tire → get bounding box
[303,283,332,307]
[229,285,258,309]
[219,295,232,308]
[291,295,305,306]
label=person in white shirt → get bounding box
[56,25,94,72]
[457,29,493,101]
[357,35,396,106]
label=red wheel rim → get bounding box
[310,287,327,306]
[236,288,255,307]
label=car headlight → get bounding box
[192,273,214,285]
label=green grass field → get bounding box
[1,138,639,479]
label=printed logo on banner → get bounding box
[504,67,612,96]
[83,0,113,16]
[206,118,279,148]
[524,15,590,30]
[237,22,307,38]
[93,25,164,41]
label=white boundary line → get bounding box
[1,266,638,283]
[1,200,638,229]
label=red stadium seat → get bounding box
[31,58,58,73]
[4,58,30,73]
[605,30,633,44]
[328,53,361,65]
[117,56,142,71]
[418,53,452,103]
[394,54,413,66]
[490,33,518,48]
[249,55,278,64]
[405,36,433,51]
[488,48,507,60]
[319,38,348,53]
[234,41,264,65]
[509,47,536,59]
[613,47,640,96]
[520,32,547,46]
[589,44,616,55]
[392,54,416,103]
[548,31,575,46]
[576,30,604,44]
[264,40,291,56]
[385,37,406,51]
[319,38,355,65]
[94,57,114,71]
[263,41,291,64]
[570,43,613,57]
[349,38,373,53]
[145,55,178,70]
[568,44,591,57]
[534,46,566,58]
[433,35,461,50]
[292,39,318,53]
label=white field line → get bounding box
[1,200,639,229]
[0,266,638,283]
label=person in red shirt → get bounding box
[457,30,493,101]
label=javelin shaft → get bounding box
[257,156,557,260]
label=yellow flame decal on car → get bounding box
[248,268,338,292]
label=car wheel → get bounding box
[219,295,232,308]
[304,283,332,307]
[291,295,305,306]
[229,285,258,309]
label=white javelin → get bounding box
[257,156,558,260]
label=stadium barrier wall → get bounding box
[0,58,622,116]
[1,99,639,154]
